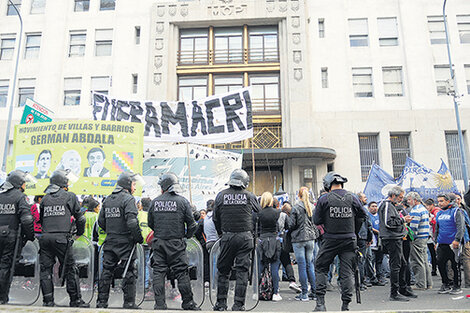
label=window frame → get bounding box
[17,78,35,107]
[0,36,16,60]
[0,79,9,108]
[457,15,470,44]
[214,27,243,64]
[390,133,412,178]
[177,75,208,101]
[434,64,450,96]
[95,29,113,57]
[377,17,399,47]
[178,29,209,65]
[248,26,279,63]
[100,0,115,11]
[352,67,373,98]
[63,77,82,106]
[74,0,89,12]
[248,73,281,114]
[69,31,86,57]
[24,33,41,59]
[382,66,403,97]
[445,131,468,180]
[428,15,447,45]
[7,0,21,16]
[30,0,45,14]
[348,18,369,47]
[358,133,380,182]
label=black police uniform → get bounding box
[39,188,86,306]
[213,186,260,310]
[97,186,143,308]
[314,189,365,309]
[148,191,198,310]
[0,184,34,303]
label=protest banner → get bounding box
[91,88,253,144]
[20,98,53,124]
[141,144,242,210]
[9,120,144,195]
[363,157,459,203]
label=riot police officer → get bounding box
[313,172,366,311]
[148,172,200,310]
[0,170,35,304]
[39,169,88,307]
[213,169,260,311]
[96,171,143,309]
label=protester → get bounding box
[0,170,35,304]
[212,169,260,311]
[406,192,432,290]
[424,198,440,276]
[257,192,282,301]
[31,195,43,233]
[148,173,200,310]
[356,192,373,290]
[453,193,470,289]
[39,170,88,307]
[96,172,144,309]
[313,172,365,311]
[203,200,218,253]
[137,197,152,294]
[366,201,386,286]
[379,186,414,302]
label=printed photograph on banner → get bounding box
[9,120,144,195]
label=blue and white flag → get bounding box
[363,163,396,203]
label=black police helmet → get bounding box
[50,169,69,188]
[227,169,250,189]
[5,170,28,189]
[158,172,182,193]
[116,171,137,192]
[323,172,348,191]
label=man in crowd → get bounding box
[96,172,144,309]
[453,193,470,289]
[148,173,200,310]
[39,170,89,307]
[435,194,465,295]
[406,192,432,290]
[379,186,414,302]
[356,192,373,290]
[366,201,386,286]
[0,170,35,304]
[213,169,260,311]
[313,172,366,311]
[424,198,440,276]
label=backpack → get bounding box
[258,265,273,301]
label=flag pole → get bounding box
[251,138,256,195]
[186,142,193,205]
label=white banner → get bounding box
[141,143,243,210]
[92,88,253,144]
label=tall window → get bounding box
[95,29,113,56]
[457,15,470,44]
[100,0,115,11]
[69,31,86,57]
[377,17,398,46]
[91,76,110,95]
[132,74,138,94]
[348,18,369,47]
[30,0,45,14]
[64,77,82,106]
[465,65,470,94]
[24,33,41,59]
[214,27,243,64]
[214,75,243,95]
[0,80,8,107]
[358,134,380,182]
[0,36,15,60]
[321,67,328,88]
[249,74,280,113]
[7,0,21,16]
[74,0,89,12]
[135,26,141,45]
[428,16,446,44]
[318,18,325,38]
[178,76,207,101]
[248,26,278,62]
[390,133,411,178]
[17,78,35,107]
[178,29,208,65]
[445,131,468,180]
[383,66,403,97]
[434,65,450,95]
[352,67,373,97]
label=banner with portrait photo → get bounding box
[91,88,253,144]
[141,144,243,210]
[9,120,144,195]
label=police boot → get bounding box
[341,301,350,311]
[0,280,8,304]
[70,299,90,308]
[313,295,326,312]
[231,302,245,311]
[154,302,167,310]
[123,280,141,309]
[182,300,201,311]
[42,294,54,307]
[213,301,228,311]
[96,301,108,308]
[123,302,141,310]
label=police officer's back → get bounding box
[313,172,365,312]
[0,170,35,304]
[39,170,88,307]
[148,172,199,310]
[96,172,143,309]
[212,169,260,311]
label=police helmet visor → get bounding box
[66,170,79,185]
[24,172,37,184]
[133,174,145,188]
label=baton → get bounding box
[61,221,76,287]
[354,250,362,304]
[8,228,22,287]
[122,244,136,280]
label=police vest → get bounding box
[41,190,73,233]
[218,189,254,233]
[137,210,152,244]
[0,189,21,230]
[151,193,190,240]
[437,207,458,244]
[83,211,98,240]
[101,192,130,235]
[324,191,355,235]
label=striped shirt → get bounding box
[409,204,430,239]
